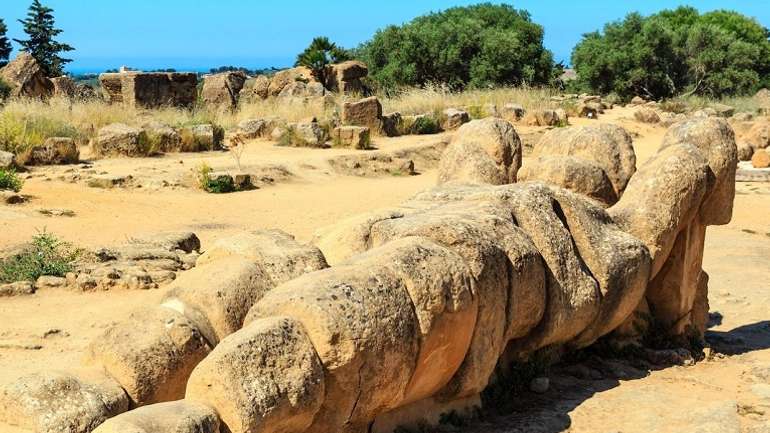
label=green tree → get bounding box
[571,6,770,99]
[295,36,350,85]
[0,19,11,68]
[13,0,74,77]
[356,3,558,92]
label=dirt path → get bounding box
[0,107,768,433]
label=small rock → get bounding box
[0,281,35,297]
[752,149,770,169]
[529,377,550,394]
[87,175,131,189]
[35,275,67,289]
[1,191,26,205]
[0,339,43,350]
[38,208,76,217]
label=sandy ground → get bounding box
[1,106,769,432]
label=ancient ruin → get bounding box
[99,71,198,108]
[0,117,738,433]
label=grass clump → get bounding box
[0,167,23,192]
[0,231,81,283]
[0,109,81,155]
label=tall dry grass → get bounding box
[0,85,763,156]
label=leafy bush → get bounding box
[356,3,559,92]
[194,162,236,193]
[0,231,80,283]
[402,114,442,135]
[0,168,23,192]
[572,7,770,99]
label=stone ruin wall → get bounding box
[0,117,738,433]
[99,72,198,109]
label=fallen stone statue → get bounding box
[0,117,737,433]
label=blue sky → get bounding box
[2,0,769,73]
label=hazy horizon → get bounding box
[3,0,770,75]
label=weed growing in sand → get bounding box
[228,134,246,172]
[0,231,81,283]
[194,162,236,193]
[0,167,23,192]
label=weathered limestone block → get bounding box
[267,66,315,96]
[333,125,371,149]
[0,370,129,433]
[201,71,247,109]
[141,121,182,153]
[247,238,476,432]
[21,137,79,165]
[51,75,77,98]
[533,124,637,197]
[84,306,211,406]
[98,72,198,108]
[522,109,565,126]
[93,123,150,157]
[342,96,383,132]
[519,155,618,206]
[0,52,53,98]
[635,107,661,123]
[437,118,522,186]
[92,400,219,433]
[325,60,368,93]
[186,317,324,433]
[442,108,470,130]
[661,117,738,225]
[196,229,328,279]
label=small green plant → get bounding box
[0,231,80,283]
[410,115,441,135]
[467,105,485,119]
[194,162,236,194]
[0,167,23,192]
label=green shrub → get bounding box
[0,167,23,192]
[0,231,80,283]
[194,162,236,194]
[572,6,770,99]
[357,3,560,92]
[411,115,441,135]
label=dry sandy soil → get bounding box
[1,106,769,433]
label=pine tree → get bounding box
[13,0,74,76]
[0,19,11,68]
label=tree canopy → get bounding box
[295,36,351,84]
[0,19,11,68]
[355,3,559,92]
[571,7,770,99]
[13,0,74,77]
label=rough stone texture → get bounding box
[634,107,661,123]
[164,230,327,345]
[51,76,77,98]
[83,306,211,406]
[502,103,525,121]
[325,60,368,93]
[278,81,325,99]
[0,150,15,169]
[437,118,522,186]
[342,96,383,132]
[186,317,324,433]
[93,123,150,157]
[382,112,403,137]
[247,239,445,432]
[0,370,129,433]
[442,108,471,130]
[142,122,182,153]
[753,149,770,168]
[92,400,219,433]
[293,121,326,147]
[267,67,315,97]
[0,52,53,98]
[745,120,770,151]
[522,109,565,126]
[737,142,755,161]
[532,124,637,197]
[333,125,370,149]
[201,71,247,109]
[20,137,79,165]
[99,72,198,109]
[0,281,35,297]
[237,118,269,139]
[661,117,738,225]
[518,155,618,206]
[181,124,222,152]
